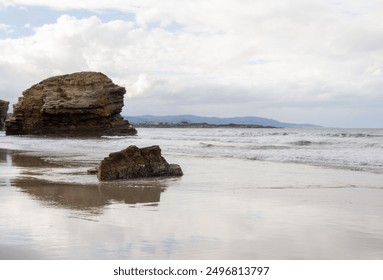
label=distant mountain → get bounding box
[124,115,320,128]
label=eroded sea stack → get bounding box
[98,145,183,181]
[5,72,137,136]
[0,99,9,131]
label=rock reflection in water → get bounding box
[12,178,166,211]
[5,149,167,212]
[11,150,61,168]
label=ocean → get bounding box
[1,128,383,259]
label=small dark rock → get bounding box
[97,145,183,181]
[87,166,99,175]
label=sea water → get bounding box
[0,128,383,259]
[1,127,382,174]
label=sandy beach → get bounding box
[1,147,383,259]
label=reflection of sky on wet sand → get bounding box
[0,149,19,187]
[1,149,383,259]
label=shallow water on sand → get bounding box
[1,145,383,259]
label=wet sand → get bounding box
[1,148,383,259]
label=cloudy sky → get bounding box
[0,0,382,127]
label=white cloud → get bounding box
[0,23,13,33]
[0,0,383,127]
[130,74,155,97]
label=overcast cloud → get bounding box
[0,0,382,127]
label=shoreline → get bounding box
[2,146,383,187]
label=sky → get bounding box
[0,0,382,128]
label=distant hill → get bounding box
[124,115,320,128]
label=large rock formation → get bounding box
[98,145,183,181]
[5,72,137,136]
[0,99,9,131]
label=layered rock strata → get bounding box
[5,72,137,136]
[98,145,183,181]
[0,99,9,131]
